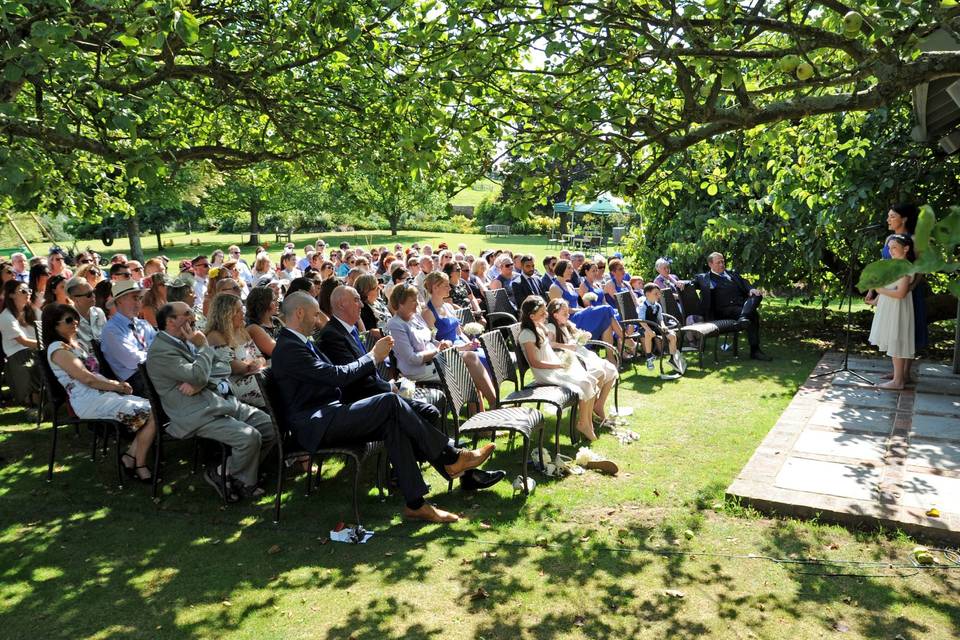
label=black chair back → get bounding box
[615,290,640,322]
[433,348,479,421]
[34,320,44,350]
[483,289,512,315]
[660,288,685,325]
[255,369,292,439]
[477,329,519,399]
[91,339,118,381]
[507,322,531,384]
[39,346,69,408]
[679,286,702,319]
[138,364,170,428]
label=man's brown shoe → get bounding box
[444,443,496,479]
[402,503,459,523]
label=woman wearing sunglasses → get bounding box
[42,303,157,481]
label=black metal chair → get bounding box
[663,287,741,365]
[138,364,232,504]
[91,339,119,381]
[43,347,128,488]
[434,348,544,495]
[34,320,45,429]
[616,290,686,376]
[478,328,577,457]
[256,370,384,526]
[483,289,518,329]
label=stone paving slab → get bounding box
[728,352,960,543]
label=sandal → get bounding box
[122,453,153,483]
[575,447,619,475]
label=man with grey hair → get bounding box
[271,292,495,523]
[147,301,276,501]
[66,277,106,351]
[414,254,434,300]
[569,251,585,288]
[10,252,28,283]
[693,252,770,361]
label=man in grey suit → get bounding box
[146,301,276,502]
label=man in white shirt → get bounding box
[66,277,106,351]
[10,252,28,283]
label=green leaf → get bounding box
[948,280,960,299]
[116,34,140,48]
[174,10,200,45]
[913,205,935,256]
[439,81,456,97]
[707,183,718,196]
[856,259,915,292]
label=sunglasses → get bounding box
[195,263,209,268]
[16,288,30,294]
[89,270,101,277]
[59,316,77,325]
[79,259,92,265]
[72,291,95,298]
[116,272,132,278]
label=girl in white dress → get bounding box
[518,295,600,441]
[867,234,915,390]
[43,303,156,481]
[545,298,618,426]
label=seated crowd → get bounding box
[0,239,769,520]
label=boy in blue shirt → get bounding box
[638,283,680,370]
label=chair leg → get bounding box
[114,425,125,489]
[554,406,562,459]
[520,433,531,495]
[376,452,385,501]
[273,440,285,525]
[306,455,317,496]
[47,421,59,482]
[90,425,98,462]
[219,444,229,505]
[351,456,362,528]
[569,403,578,444]
[152,433,163,500]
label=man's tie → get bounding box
[305,339,321,359]
[528,276,540,296]
[350,327,365,354]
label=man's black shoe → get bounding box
[460,468,507,491]
[750,350,773,361]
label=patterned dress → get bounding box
[214,338,266,408]
[47,340,151,430]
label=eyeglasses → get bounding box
[89,270,101,277]
[79,259,92,265]
[71,291,95,298]
[15,288,30,295]
[229,250,240,255]
[59,316,77,326]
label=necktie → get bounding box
[305,339,321,359]
[529,276,540,295]
[350,327,365,353]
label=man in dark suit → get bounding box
[317,286,505,492]
[271,292,495,523]
[693,252,772,361]
[512,254,547,304]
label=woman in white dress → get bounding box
[867,234,915,391]
[518,295,600,441]
[0,280,40,409]
[204,293,266,407]
[42,303,156,481]
[545,297,617,426]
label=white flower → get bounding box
[575,447,602,466]
[583,292,598,304]
[463,322,484,338]
[576,331,590,346]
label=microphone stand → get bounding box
[811,226,880,384]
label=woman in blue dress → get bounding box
[548,259,626,362]
[602,258,636,308]
[867,204,928,381]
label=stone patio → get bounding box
[727,352,960,542]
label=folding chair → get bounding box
[434,348,544,495]
[478,328,578,457]
[256,370,384,526]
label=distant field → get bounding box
[450,178,502,207]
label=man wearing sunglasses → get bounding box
[101,280,156,397]
[226,245,254,286]
[66,277,106,351]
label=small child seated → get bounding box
[639,283,679,370]
[629,275,645,297]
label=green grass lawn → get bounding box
[2,323,959,638]
[450,178,502,208]
[64,230,548,271]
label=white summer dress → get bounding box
[868,278,915,359]
[518,327,598,399]
[47,340,152,429]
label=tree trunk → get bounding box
[248,200,261,246]
[390,212,399,236]
[126,215,144,263]
[156,228,163,252]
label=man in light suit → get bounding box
[271,292,494,523]
[146,301,277,501]
[317,286,506,492]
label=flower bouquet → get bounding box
[575,330,591,346]
[582,292,598,304]
[462,322,485,339]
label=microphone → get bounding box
[855,223,885,232]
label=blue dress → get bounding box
[604,277,631,307]
[553,278,618,340]
[426,300,488,366]
[881,242,928,351]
